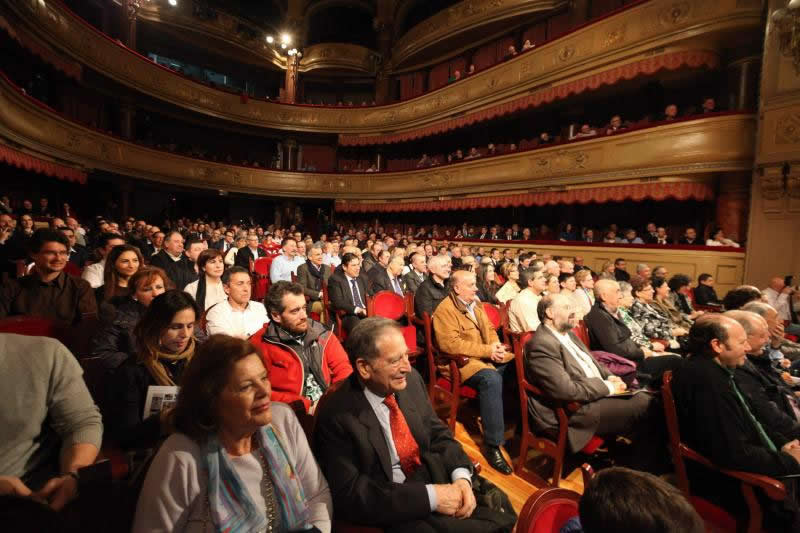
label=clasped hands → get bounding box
[434,478,476,519]
[0,474,78,511]
[489,342,508,363]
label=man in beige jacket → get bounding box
[433,270,514,474]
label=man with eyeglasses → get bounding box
[0,229,96,323]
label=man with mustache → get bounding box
[0,229,96,323]
[255,281,352,414]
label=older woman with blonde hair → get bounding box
[599,260,616,280]
[494,261,521,304]
[133,335,332,532]
[571,269,595,318]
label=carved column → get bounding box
[121,0,139,49]
[375,0,394,104]
[119,103,135,140]
[715,172,750,243]
[284,139,297,171]
[284,55,299,104]
[727,55,761,110]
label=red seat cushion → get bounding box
[580,436,604,454]
[690,496,737,532]
[373,292,405,320]
[436,377,478,399]
[526,500,579,533]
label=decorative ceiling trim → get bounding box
[299,43,382,74]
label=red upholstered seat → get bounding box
[573,320,591,347]
[516,487,580,533]
[367,291,421,362]
[0,315,60,337]
[251,256,274,301]
[580,436,604,454]
[482,301,502,329]
[436,377,479,399]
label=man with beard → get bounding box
[255,281,351,412]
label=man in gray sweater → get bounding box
[0,333,103,511]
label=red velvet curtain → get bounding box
[428,63,451,91]
[591,0,625,18]
[523,22,548,46]
[0,144,87,184]
[547,12,572,39]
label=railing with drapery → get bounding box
[335,182,714,213]
[0,144,87,184]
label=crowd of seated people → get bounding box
[3,192,800,530]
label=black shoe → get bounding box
[483,445,512,475]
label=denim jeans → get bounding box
[464,362,510,447]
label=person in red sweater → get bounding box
[253,281,352,412]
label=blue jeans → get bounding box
[464,363,510,447]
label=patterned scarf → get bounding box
[205,425,310,533]
[142,338,195,386]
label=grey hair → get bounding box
[344,317,401,368]
[618,281,632,295]
[741,301,775,318]
[723,310,764,335]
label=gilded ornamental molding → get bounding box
[5,0,761,134]
[393,0,568,68]
[299,43,382,74]
[135,0,287,69]
[0,73,756,200]
[5,0,763,134]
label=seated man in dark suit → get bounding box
[328,252,368,335]
[234,234,266,269]
[672,315,800,529]
[403,252,427,293]
[149,230,197,290]
[584,280,683,386]
[57,226,88,269]
[295,243,331,316]
[694,273,720,305]
[370,255,406,296]
[414,255,451,318]
[313,317,516,533]
[525,294,658,467]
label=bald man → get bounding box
[742,301,800,361]
[432,270,513,474]
[727,310,800,446]
[584,279,683,386]
[764,276,800,336]
[672,315,800,528]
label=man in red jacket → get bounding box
[254,281,352,412]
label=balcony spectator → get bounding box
[679,227,700,245]
[464,147,481,160]
[702,97,716,113]
[466,64,476,75]
[582,228,595,242]
[522,227,531,240]
[605,115,627,135]
[539,132,553,144]
[648,226,669,245]
[522,39,534,51]
[706,228,740,247]
[448,70,462,83]
[572,124,598,139]
[416,153,432,168]
[0,195,11,214]
[618,229,644,244]
[559,223,577,241]
[454,149,464,160]
[663,103,678,121]
[507,143,518,152]
[506,45,518,58]
[603,230,617,243]
[16,199,34,216]
[487,143,497,156]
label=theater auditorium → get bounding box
[1,0,799,531]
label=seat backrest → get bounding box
[516,487,580,533]
[368,291,406,320]
[483,302,502,330]
[0,316,60,338]
[573,320,591,348]
[253,256,274,275]
[661,370,692,496]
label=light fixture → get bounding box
[168,0,177,6]
[281,33,291,44]
[266,35,274,43]
[773,0,800,73]
[288,49,296,56]
[281,43,287,49]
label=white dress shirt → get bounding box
[205,299,269,339]
[81,259,105,288]
[184,279,228,310]
[269,254,305,283]
[508,289,542,333]
[546,325,616,395]
[764,287,792,321]
[322,253,341,268]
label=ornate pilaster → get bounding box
[121,0,139,49]
[284,55,299,104]
[715,172,750,243]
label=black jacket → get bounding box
[328,272,368,315]
[694,284,719,305]
[234,246,266,269]
[403,270,426,294]
[414,277,449,318]
[735,353,800,444]
[672,355,800,477]
[90,297,145,372]
[149,250,198,290]
[614,268,630,282]
[584,302,645,362]
[368,266,406,296]
[68,244,89,269]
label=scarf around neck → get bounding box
[142,338,196,386]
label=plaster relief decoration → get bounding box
[760,174,785,201]
[530,150,589,175]
[423,171,457,189]
[775,113,800,145]
[659,2,692,27]
[602,26,626,49]
[557,45,576,62]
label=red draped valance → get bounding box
[0,145,87,184]
[0,16,82,80]
[339,50,719,146]
[336,182,714,213]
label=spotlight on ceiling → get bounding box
[266,35,274,44]
[281,43,287,49]
[288,49,296,56]
[168,0,177,6]
[281,33,291,44]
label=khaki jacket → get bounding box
[432,292,509,381]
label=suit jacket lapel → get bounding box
[356,390,393,481]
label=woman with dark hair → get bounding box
[96,244,144,303]
[91,266,172,371]
[184,248,226,310]
[133,335,332,532]
[559,223,577,241]
[107,290,199,449]
[494,262,520,304]
[476,262,500,304]
[668,274,704,319]
[651,276,693,331]
[629,275,687,353]
[705,227,740,247]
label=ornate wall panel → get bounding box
[299,43,382,74]
[0,71,756,200]
[5,0,762,134]
[455,240,746,296]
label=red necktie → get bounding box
[384,394,422,476]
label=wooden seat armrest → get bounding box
[502,343,512,353]
[437,350,471,368]
[681,445,786,501]
[410,315,425,327]
[335,309,348,317]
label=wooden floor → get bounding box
[453,421,584,514]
